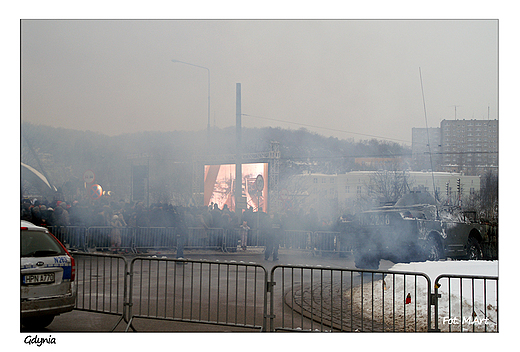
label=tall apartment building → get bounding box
[440,119,498,175]
[412,119,498,176]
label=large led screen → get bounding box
[204,163,268,213]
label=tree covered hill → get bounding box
[21,122,410,204]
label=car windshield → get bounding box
[21,230,65,258]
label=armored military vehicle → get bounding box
[350,192,497,269]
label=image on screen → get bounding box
[204,163,268,212]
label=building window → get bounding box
[313,178,318,184]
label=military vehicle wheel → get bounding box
[354,251,380,270]
[422,236,442,261]
[466,237,483,260]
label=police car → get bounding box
[21,220,76,328]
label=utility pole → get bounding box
[235,83,244,215]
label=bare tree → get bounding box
[366,169,412,205]
[278,175,310,212]
[479,170,498,222]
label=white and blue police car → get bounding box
[21,220,76,329]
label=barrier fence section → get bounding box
[240,229,265,248]
[279,230,351,256]
[268,265,432,332]
[132,227,177,252]
[69,251,498,333]
[49,226,352,256]
[52,226,246,253]
[72,252,132,331]
[125,257,269,331]
[51,226,87,251]
[313,231,352,255]
[280,230,313,251]
[433,274,498,332]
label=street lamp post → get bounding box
[171,59,211,150]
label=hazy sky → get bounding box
[21,19,497,144]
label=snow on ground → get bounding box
[347,260,498,332]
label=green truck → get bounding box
[350,192,498,269]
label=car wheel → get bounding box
[466,237,483,260]
[21,315,55,329]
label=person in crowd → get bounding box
[210,204,223,228]
[30,205,43,226]
[198,206,211,248]
[264,213,282,261]
[110,213,125,253]
[209,204,222,247]
[334,214,354,257]
[243,206,255,228]
[238,220,250,251]
[39,205,55,227]
[220,207,235,251]
[135,202,150,227]
[21,202,32,222]
[54,202,70,227]
[175,208,187,261]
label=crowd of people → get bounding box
[21,197,350,259]
[21,197,345,231]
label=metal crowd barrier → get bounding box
[49,225,353,256]
[433,274,498,332]
[222,228,240,252]
[268,265,432,332]
[50,226,87,251]
[133,227,177,252]
[186,227,226,250]
[314,231,352,255]
[69,251,498,332]
[51,225,228,253]
[125,257,269,331]
[281,230,313,251]
[86,226,136,253]
[72,252,134,331]
[240,229,265,248]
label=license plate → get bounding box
[23,273,55,285]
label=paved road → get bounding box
[21,248,395,333]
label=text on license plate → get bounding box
[23,273,55,285]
